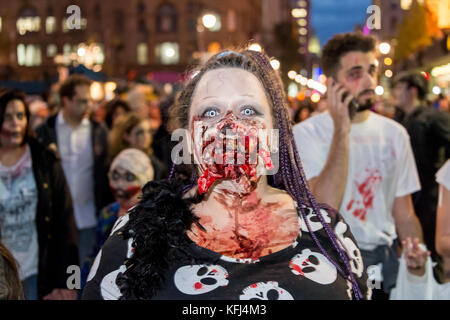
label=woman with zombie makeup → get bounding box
[108,112,168,181]
[80,148,154,290]
[82,50,370,300]
[0,89,78,300]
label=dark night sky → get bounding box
[311,0,372,47]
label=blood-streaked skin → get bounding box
[186,68,298,259]
[189,189,300,259]
[191,111,274,195]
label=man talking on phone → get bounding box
[293,32,424,299]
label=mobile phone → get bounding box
[342,92,360,120]
[332,77,359,120]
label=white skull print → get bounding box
[239,281,294,300]
[174,264,229,295]
[299,207,331,233]
[100,265,126,300]
[289,249,337,285]
[87,249,102,282]
[334,221,364,278]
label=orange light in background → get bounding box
[311,92,321,103]
[208,42,221,53]
[384,57,392,66]
[426,0,450,29]
[297,91,306,101]
[90,82,104,101]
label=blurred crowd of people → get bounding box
[0,31,449,300]
[0,74,173,299]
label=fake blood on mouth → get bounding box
[111,185,141,199]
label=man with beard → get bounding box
[293,32,424,299]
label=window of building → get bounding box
[155,42,179,65]
[47,44,57,57]
[114,10,124,33]
[17,44,41,66]
[94,4,101,20]
[227,10,236,32]
[156,4,178,32]
[17,7,41,35]
[138,19,147,33]
[46,16,56,34]
[62,17,87,32]
[137,43,148,65]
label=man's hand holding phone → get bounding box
[326,77,354,133]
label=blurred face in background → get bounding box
[63,85,92,122]
[112,105,127,127]
[108,165,142,209]
[125,120,152,152]
[0,100,28,149]
[392,81,411,110]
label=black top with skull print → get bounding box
[82,205,371,300]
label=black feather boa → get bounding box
[116,177,204,300]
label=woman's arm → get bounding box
[436,185,450,258]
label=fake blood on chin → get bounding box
[110,185,141,200]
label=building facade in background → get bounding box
[0,0,262,81]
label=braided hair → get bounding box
[167,49,363,299]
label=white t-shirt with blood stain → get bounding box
[293,111,421,250]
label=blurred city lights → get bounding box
[288,82,298,97]
[164,47,176,58]
[379,42,391,54]
[384,57,392,66]
[270,59,280,70]
[202,14,217,29]
[90,81,103,101]
[248,43,262,52]
[77,47,86,57]
[291,8,307,18]
[311,92,321,103]
[384,70,393,78]
[318,74,327,84]
[432,86,441,95]
[375,86,384,95]
[288,70,297,79]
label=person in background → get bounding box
[108,112,168,180]
[80,148,154,290]
[35,75,113,271]
[392,72,450,283]
[103,99,131,131]
[0,89,78,300]
[0,239,24,299]
[389,160,450,300]
[293,102,314,123]
[436,159,450,285]
[152,95,176,171]
[293,32,424,299]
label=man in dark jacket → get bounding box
[35,75,113,270]
[393,72,450,283]
[29,138,79,299]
